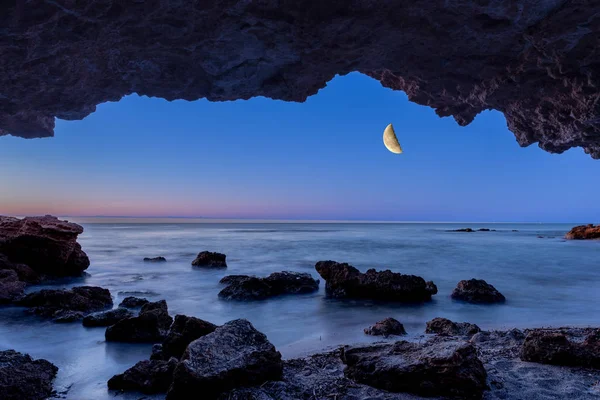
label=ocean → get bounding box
[0,221,598,399]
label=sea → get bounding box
[0,220,598,399]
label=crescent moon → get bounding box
[383,123,403,154]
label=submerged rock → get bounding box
[0,269,25,304]
[19,286,113,321]
[118,296,149,308]
[144,256,167,262]
[191,251,227,268]
[167,319,283,399]
[451,279,505,304]
[426,317,481,336]
[219,271,319,300]
[364,318,406,337]
[342,340,487,398]
[161,315,218,360]
[108,358,178,394]
[565,224,600,240]
[448,228,475,232]
[83,308,134,327]
[315,261,437,302]
[0,349,58,400]
[0,215,89,277]
[521,329,600,368]
[53,310,86,323]
[105,300,173,343]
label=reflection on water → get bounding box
[0,222,598,399]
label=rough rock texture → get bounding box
[315,261,437,302]
[0,350,58,400]
[118,296,149,308]
[144,256,167,262]
[364,317,406,337]
[160,315,218,360]
[19,286,113,321]
[426,317,482,336]
[342,340,487,399]
[2,2,600,157]
[105,300,173,343]
[0,216,89,277]
[0,254,39,283]
[521,328,600,368]
[451,279,506,304]
[0,269,26,304]
[167,319,283,399]
[219,271,319,300]
[191,251,227,268]
[108,358,178,394]
[82,307,134,327]
[565,224,600,240]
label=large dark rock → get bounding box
[161,315,218,360]
[167,319,283,399]
[565,224,600,240]
[0,254,39,283]
[191,251,227,268]
[426,317,481,336]
[118,296,149,308]
[108,358,178,394]
[342,340,487,399]
[521,329,600,368]
[219,271,319,300]
[0,350,58,400]
[144,256,167,262]
[105,300,173,343]
[364,318,406,337]
[0,215,89,277]
[83,308,134,327]
[451,279,506,304]
[0,269,26,304]
[19,286,113,321]
[315,261,437,302]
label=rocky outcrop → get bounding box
[160,315,218,360]
[144,256,167,262]
[449,228,475,232]
[315,261,437,302]
[105,300,173,343]
[19,286,113,322]
[2,2,600,158]
[167,319,283,399]
[521,329,600,368]
[342,340,487,399]
[0,216,89,277]
[364,318,406,337]
[0,270,26,304]
[451,279,506,304]
[82,308,134,327]
[0,254,38,283]
[0,350,58,400]
[219,271,319,300]
[426,317,481,336]
[191,251,227,268]
[565,224,600,240]
[108,358,178,394]
[118,296,149,308]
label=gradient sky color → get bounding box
[0,72,598,222]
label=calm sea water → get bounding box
[0,222,598,399]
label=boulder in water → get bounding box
[144,256,167,262]
[364,318,406,337]
[451,279,505,304]
[315,261,437,302]
[191,251,227,268]
[160,315,218,360]
[0,269,26,304]
[108,358,178,394]
[218,271,319,300]
[0,349,58,400]
[565,224,600,240]
[119,296,149,308]
[105,300,173,343]
[83,308,135,327]
[19,286,113,321]
[426,317,481,336]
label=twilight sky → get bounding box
[0,72,598,222]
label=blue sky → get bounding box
[0,72,598,221]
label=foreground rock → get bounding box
[0,269,26,304]
[521,329,600,368]
[451,279,506,304]
[426,317,481,336]
[191,251,227,268]
[106,300,173,343]
[118,296,149,308]
[0,350,58,400]
[342,340,487,398]
[219,271,319,300]
[19,286,113,321]
[108,358,178,394]
[167,319,283,399]
[83,308,134,327]
[0,215,89,277]
[160,315,218,360]
[565,224,600,240]
[144,256,167,262]
[315,261,437,302]
[0,254,38,283]
[364,318,406,337]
